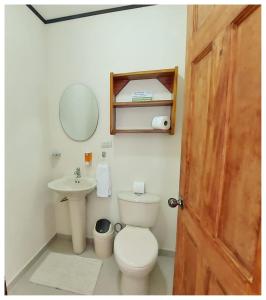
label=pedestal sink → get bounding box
[48,176,96,254]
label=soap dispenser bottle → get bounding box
[84,152,92,166]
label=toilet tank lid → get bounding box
[118,191,160,204]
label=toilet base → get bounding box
[120,273,149,295]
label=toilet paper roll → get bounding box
[133,181,145,194]
[151,116,171,130]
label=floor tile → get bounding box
[8,237,174,295]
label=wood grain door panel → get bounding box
[207,274,226,295]
[173,5,261,295]
[217,7,261,277]
[186,44,213,217]
[193,5,214,32]
[186,29,231,236]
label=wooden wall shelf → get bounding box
[113,100,173,108]
[110,67,178,134]
[115,129,171,134]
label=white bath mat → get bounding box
[30,252,102,295]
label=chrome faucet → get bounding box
[74,167,81,183]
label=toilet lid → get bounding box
[114,226,158,268]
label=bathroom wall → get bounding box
[5,6,56,284]
[46,5,187,251]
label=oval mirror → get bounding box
[59,83,99,141]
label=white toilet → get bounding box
[114,191,160,295]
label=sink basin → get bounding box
[48,176,96,254]
[48,176,96,196]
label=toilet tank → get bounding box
[118,191,160,228]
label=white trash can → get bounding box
[93,219,114,259]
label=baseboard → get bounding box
[7,234,57,290]
[55,233,72,240]
[56,233,94,245]
[56,233,175,257]
[158,249,175,257]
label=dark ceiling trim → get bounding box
[26,5,154,25]
[26,5,47,24]
[46,5,154,24]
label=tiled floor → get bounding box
[8,236,175,295]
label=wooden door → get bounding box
[173,5,261,295]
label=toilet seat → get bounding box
[114,225,158,273]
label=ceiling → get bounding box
[33,5,123,20]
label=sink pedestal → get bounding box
[68,195,87,254]
[48,176,96,255]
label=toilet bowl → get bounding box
[114,191,160,294]
[114,225,158,295]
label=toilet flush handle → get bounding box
[168,197,184,209]
[114,223,123,233]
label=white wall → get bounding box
[46,5,187,251]
[5,6,56,284]
[5,6,187,283]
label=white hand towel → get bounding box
[96,163,112,197]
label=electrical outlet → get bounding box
[101,141,112,148]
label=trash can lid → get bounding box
[95,218,111,233]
